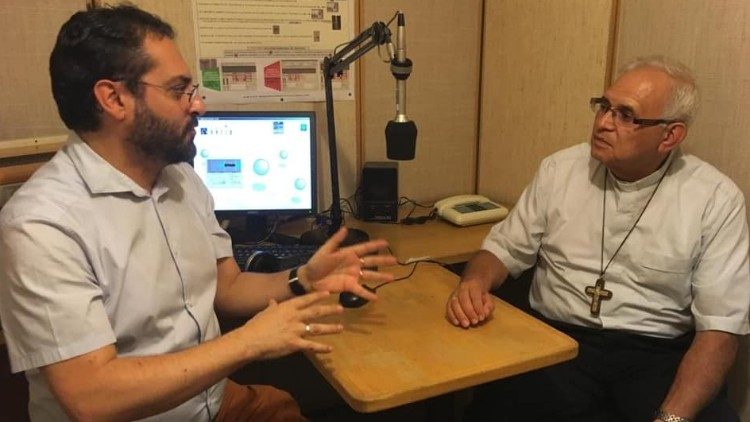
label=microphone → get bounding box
[385,12,417,160]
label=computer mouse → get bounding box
[339,285,377,308]
[244,251,280,273]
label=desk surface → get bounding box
[347,218,495,264]
[306,264,579,413]
[281,215,497,265]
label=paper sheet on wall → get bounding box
[192,0,356,104]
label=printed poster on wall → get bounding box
[192,0,356,104]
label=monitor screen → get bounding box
[193,111,317,222]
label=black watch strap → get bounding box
[288,267,307,296]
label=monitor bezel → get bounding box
[194,110,318,222]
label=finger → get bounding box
[458,290,480,326]
[318,227,348,253]
[483,293,496,315]
[445,295,460,326]
[299,303,344,321]
[288,290,331,308]
[298,339,334,354]
[345,239,390,257]
[305,322,344,336]
[450,294,472,328]
[349,284,378,301]
[359,269,394,284]
[469,287,486,322]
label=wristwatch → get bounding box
[288,267,307,296]
[654,409,692,422]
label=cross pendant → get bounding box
[585,277,612,316]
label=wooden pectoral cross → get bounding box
[585,278,612,316]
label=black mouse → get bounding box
[339,285,377,308]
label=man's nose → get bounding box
[594,108,616,130]
[189,94,206,116]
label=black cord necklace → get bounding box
[585,162,672,316]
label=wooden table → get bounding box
[306,264,579,413]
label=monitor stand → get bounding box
[230,215,299,245]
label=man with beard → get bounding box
[0,4,396,421]
[446,57,749,422]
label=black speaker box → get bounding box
[360,161,398,222]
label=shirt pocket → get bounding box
[637,249,693,303]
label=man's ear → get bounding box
[657,122,687,154]
[92,80,129,122]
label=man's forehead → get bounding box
[606,67,672,110]
[142,35,191,82]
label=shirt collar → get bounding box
[609,148,679,192]
[66,132,176,199]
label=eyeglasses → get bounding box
[589,97,679,127]
[138,81,200,103]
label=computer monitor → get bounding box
[193,110,317,243]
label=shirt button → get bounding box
[186,300,193,308]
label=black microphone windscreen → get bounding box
[385,120,417,160]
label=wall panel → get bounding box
[615,0,750,417]
[361,1,483,203]
[477,0,614,205]
[0,0,86,141]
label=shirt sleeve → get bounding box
[481,157,554,278]
[0,215,116,373]
[690,185,750,334]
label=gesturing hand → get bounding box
[301,228,397,301]
[242,291,344,360]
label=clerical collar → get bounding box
[608,149,678,192]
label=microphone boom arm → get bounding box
[326,22,393,77]
[303,20,394,244]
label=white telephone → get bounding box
[434,194,509,226]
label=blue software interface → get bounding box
[193,112,316,213]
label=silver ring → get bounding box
[360,257,366,265]
[359,269,364,277]
[304,324,312,335]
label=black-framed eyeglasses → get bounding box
[138,81,200,103]
[589,97,680,127]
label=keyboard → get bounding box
[233,243,319,272]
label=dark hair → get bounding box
[49,4,174,131]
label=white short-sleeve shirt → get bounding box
[0,133,233,421]
[482,143,750,338]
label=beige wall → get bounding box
[614,0,750,417]
[477,0,615,205]
[0,0,84,141]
